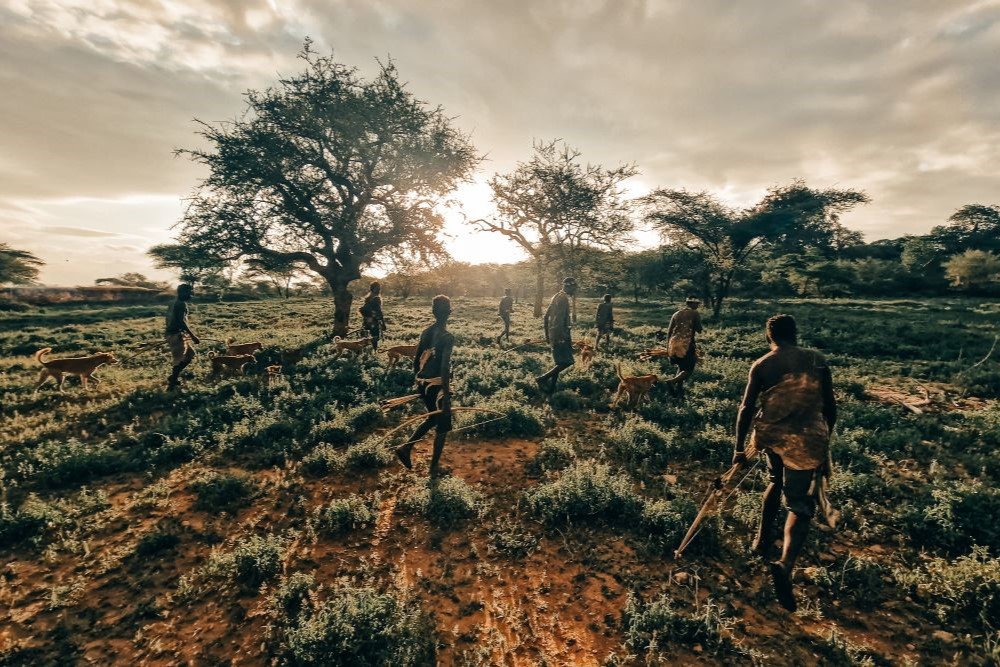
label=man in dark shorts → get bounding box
[595,294,614,350]
[497,288,514,345]
[359,281,387,351]
[395,295,454,477]
[664,296,703,402]
[535,277,577,395]
[734,314,837,612]
[165,283,201,391]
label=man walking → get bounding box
[734,314,837,612]
[497,288,514,345]
[665,296,704,402]
[359,281,387,351]
[165,283,200,391]
[535,277,577,395]
[595,293,614,350]
[395,295,455,477]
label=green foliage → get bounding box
[622,594,736,657]
[313,494,377,537]
[895,546,1000,627]
[454,393,550,439]
[808,555,890,611]
[184,534,288,594]
[525,460,643,527]
[813,629,889,667]
[269,582,435,666]
[526,437,576,475]
[134,530,181,558]
[399,477,486,529]
[903,481,1000,554]
[487,515,539,560]
[640,496,709,556]
[606,416,677,470]
[190,471,256,513]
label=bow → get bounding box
[674,443,761,560]
[374,406,507,445]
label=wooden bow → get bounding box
[674,443,761,560]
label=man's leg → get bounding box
[395,417,434,469]
[168,345,194,389]
[429,431,448,477]
[769,468,817,612]
[753,454,783,557]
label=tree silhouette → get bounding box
[0,244,44,285]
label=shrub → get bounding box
[134,530,181,558]
[343,437,394,471]
[808,555,889,611]
[0,494,67,545]
[271,583,435,666]
[16,438,132,488]
[606,416,677,470]
[454,394,549,439]
[622,594,736,657]
[895,546,1000,627]
[184,534,288,595]
[525,460,643,527]
[190,471,256,513]
[487,516,539,560]
[526,437,575,475]
[302,444,342,476]
[314,494,377,537]
[813,629,888,667]
[640,496,708,557]
[903,481,1000,554]
[398,476,486,529]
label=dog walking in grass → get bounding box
[33,348,119,392]
[610,363,658,409]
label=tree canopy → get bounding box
[0,243,44,285]
[172,42,479,333]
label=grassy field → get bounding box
[1,295,999,665]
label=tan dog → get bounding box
[34,347,120,392]
[332,336,372,359]
[381,344,418,369]
[262,364,283,388]
[579,344,595,368]
[207,352,255,380]
[611,363,658,409]
[225,338,264,356]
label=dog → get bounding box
[381,344,418,369]
[611,363,658,409]
[207,352,255,381]
[262,364,283,388]
[33,348,120,393]
[332,336,372,359]
[579,343,595,368]
[225,338,264,356]
[280,346,307,366]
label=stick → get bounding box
[970,335,998,369]
[380,394,420,412]
[374,407,504,444]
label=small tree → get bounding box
[944,250,1000,290]
[476,140,637,317]
[642,181,868,316]
[95,273,167,290]
[0,244,44,285]
[172,43,479,334]
[148,243,230,285]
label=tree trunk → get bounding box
[331,279,354,336]
[534,261,545,318]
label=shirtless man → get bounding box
[497,288,514,345]
[165,283,201,391]
[664,296,703,402]
[595,294,614,350]
[535,277,577,395]
[359,281,387,352]
[734,314,837,612]
[395,295,455,477]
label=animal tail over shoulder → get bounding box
[35,348,52,364]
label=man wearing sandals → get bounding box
[734,314,837,612]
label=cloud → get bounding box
[38,225,122,237]
[0,0,998,284]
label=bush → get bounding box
[524,460,643,527]
[640,496,707,557]
[0,494,67,546]
[895,546,1000,627]
[454,394,549,439]
[526,437,575,475]
[183,534,288,595]
[487,516,539,559]
[622,594,736,657]
[807,555,889,611]
[314,494,377,537]
[190,471,256,513]
[135,530,181,558]
[270,583,435,666]
[903,481,1000,554]
[606,416,677,470]
[343,437,394,471]
[398,477,486,529]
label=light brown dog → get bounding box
[332,336,372,359]
[262,364,283,388]
[579,344,595,368]
[381,344,418,369]
[225,338,264,356]
[207,353,255,380]
[34,347,120,392]
[611,363,658,409]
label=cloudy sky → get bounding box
[1,0,998,285]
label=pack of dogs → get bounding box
[31,330,670,411]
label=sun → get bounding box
[439,178,527,265]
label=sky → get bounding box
[1,0,998,285]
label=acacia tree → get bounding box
[147,243,230,285]
[0,244,44,285]
[476,140,637,317]
[643,180,868,316]
[173,44,478,334]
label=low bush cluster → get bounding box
[313,494,377,537]
[190,471,257,513]
[894,546,1000,627]
[524,460,643,527]
[398,476,486,529]
[621,594,737,658]
[526,437,575,475]
[606,416,677,470]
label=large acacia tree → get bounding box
[174,44,478,334]
[0,244,44,285]
[476,141,636,317]
[643,180,868,316]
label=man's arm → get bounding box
[667,312,677,339]
[552,297,570,341]
[820,365,837,433]
[178,304,199,343]
[413,330,428,375]
[439,334,454,413]
[694,312,703,334]
[734,366,762,462]
[543,302,552,342]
